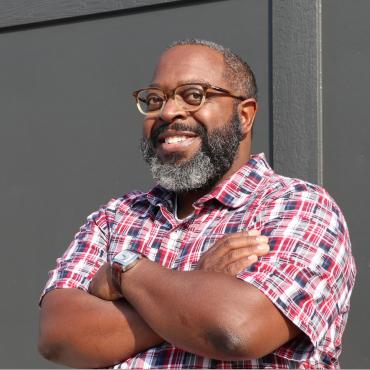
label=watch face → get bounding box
[113,250,140,267]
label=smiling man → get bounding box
[39,40,356,369]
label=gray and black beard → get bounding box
[140,116,242,193]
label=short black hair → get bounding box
[167,39,258,100]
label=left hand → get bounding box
[88,262,123,301]
[197,230,269,276]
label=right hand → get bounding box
[88,262,123,301]
[196,230,269,277]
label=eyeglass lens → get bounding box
[137,84,206,114]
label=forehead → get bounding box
[152,45,226,88]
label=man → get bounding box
[38,39,356,369]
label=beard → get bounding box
[140,112,243,193]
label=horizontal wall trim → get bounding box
[0,0,191,29]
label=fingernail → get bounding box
[256,236,268,243]
[248,229,260,236]
[257,243,269,251]
[248,254,257,261]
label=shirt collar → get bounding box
[194,153,273,209]
[136,153,272,211]
[134,185,175,209]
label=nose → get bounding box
[159,96,187,122]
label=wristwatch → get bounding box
[111,250,142,291]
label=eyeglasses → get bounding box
[132,82,247,116]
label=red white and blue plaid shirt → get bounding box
[42,153,356,369]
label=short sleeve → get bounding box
[237,186,356,362]
[40,202,113,302]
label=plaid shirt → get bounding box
[42,153,356,369]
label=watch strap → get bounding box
[111,250,142,291]
[111,261,124,292]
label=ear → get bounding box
[238,99,258,139]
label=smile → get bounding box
[156,130,201,154]
[165,136,193,144]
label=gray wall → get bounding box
[322,0,370,367]
[0,0,269,367]
[0,0,368,368]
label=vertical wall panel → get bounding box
[322,1,370,368]
[272,0,323,185]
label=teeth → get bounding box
[165,136,189,144]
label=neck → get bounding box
[176,151,251,219]
[176,190,207,219]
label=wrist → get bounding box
[111,250,143,293]
[119,258,157,297]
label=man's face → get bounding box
[141,45,243,192]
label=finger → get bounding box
[223,242,269,265]
[199,230,264,261]
[221,229,261,241]
[211,234,269,257]
[224,255,259,276]
[88,264,109,295]
[246,229,261,236]
[198,232,247,259]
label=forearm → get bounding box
[120,259,253,360]
[39,288,162,368]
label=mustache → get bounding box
[150,121,207,145]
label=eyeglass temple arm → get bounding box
[208,85,247,101]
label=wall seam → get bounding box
[317,0,323,186]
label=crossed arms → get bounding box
[38,231,299,368]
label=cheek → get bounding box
[194,101,234,127]
[143,117,156,138]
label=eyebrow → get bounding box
[149,78,210,88]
